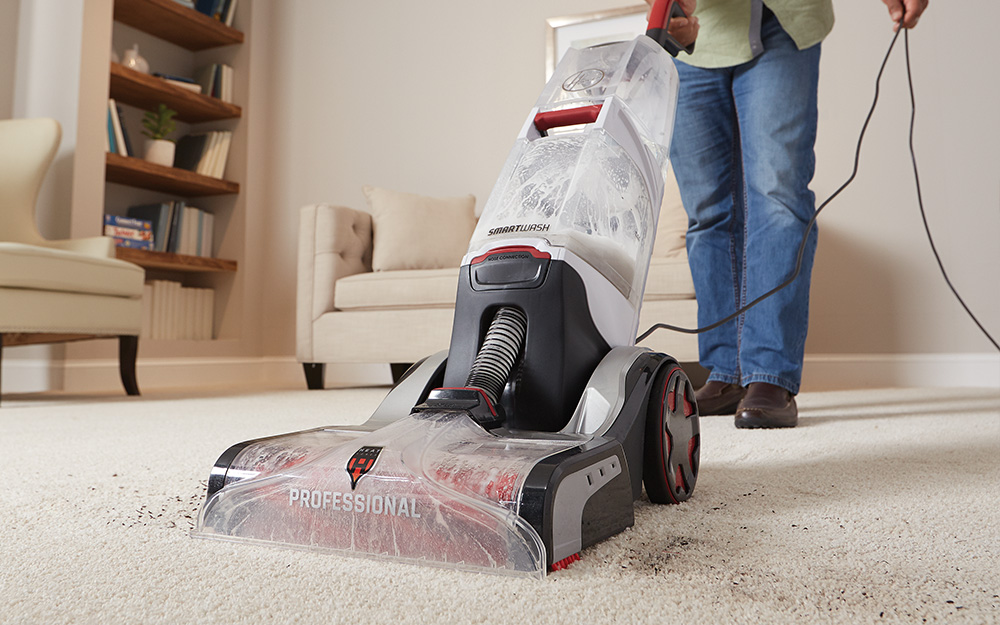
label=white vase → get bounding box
[144,139,175,167]
[122,44,149,74]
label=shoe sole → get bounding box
[734,411,798,429]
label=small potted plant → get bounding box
[141,103,177,167]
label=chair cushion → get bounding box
[0,242,145,298]
[651,166,687,259]
[335,268,460,311]
[362,185,476,272]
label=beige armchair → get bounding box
[0,118,146,403]
[296,174,699,390]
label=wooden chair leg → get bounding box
[118,335,140,396]
[303,363,325,390]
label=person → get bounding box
[647,0,929,428]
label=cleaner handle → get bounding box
[646,0,695,57]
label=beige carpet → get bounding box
[0,385,997,624]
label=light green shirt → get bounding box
[682,0,835,68]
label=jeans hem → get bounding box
[706,371,742,386]
[740,373,800,395]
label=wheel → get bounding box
[643,360,700,504]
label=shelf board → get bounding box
[110,63,241,123]
[105,152,238,196]
[115,248,238,273]
[113,0,243,51]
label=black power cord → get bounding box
[638,23,1000,353]
[902,29,999,352]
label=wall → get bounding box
[0,0,18,118]
[258,1,999,387]
[4,1,997,392]
[10,0,85,240]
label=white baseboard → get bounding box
[4,353,997,396]
[802,353,1000,391]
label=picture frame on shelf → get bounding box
[545,5,649,79]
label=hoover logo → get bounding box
[487,223,551,236]
[346,446,382,490]
[562,68,604,92]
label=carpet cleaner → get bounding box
[193,2,699,578]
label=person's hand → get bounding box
[644,0,699,48]
[882,0,929,30]
[668,3,699,49]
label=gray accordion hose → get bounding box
[465,306,528,407]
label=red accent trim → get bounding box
[667,390,676,413]
[533,105,603,134]
[675,465,685,494]
[435,387,497,416]
[550,553,581,571]
[659,367,682,505]
[470,245,552,265]
[647,0,673,30]
[687,435,698,474]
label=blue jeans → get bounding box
[669,10,821,394]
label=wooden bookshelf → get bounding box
[115,248,238,273]
[113,0,243,51]
[110,63,241,123]
[105,152,239,196]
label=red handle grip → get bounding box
[646,0,695,56]
[533,105,603,134]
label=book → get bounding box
[112,237,154,250]
[195,0,224,19]
[212,64,223,98]
[221,64,233,102]
[105,108,113,153]
[197,132,219,176]
[153,71,196,84]
[201,212,214,257]
[194,64,217,98]
[108,99,127,157]
[223,0,238,26]
[167,200,186,253]
[126,203,174,253]
[115,104,134,156]
[105,225,153,241]
[163,79,202,94]
[104,214,153,232]
[183,206,200,255]
[145,280,215,340]
[214,131,232,178]
[173,134,209,172]
[107,104,118,154]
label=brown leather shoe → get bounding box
[734,383,798,429]
[695,381,747,416]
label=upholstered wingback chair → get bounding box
[0,118,146,403]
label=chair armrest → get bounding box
[39,236,116,258]
[297,203,373,361]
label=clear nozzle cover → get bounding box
[194,412,579,577]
